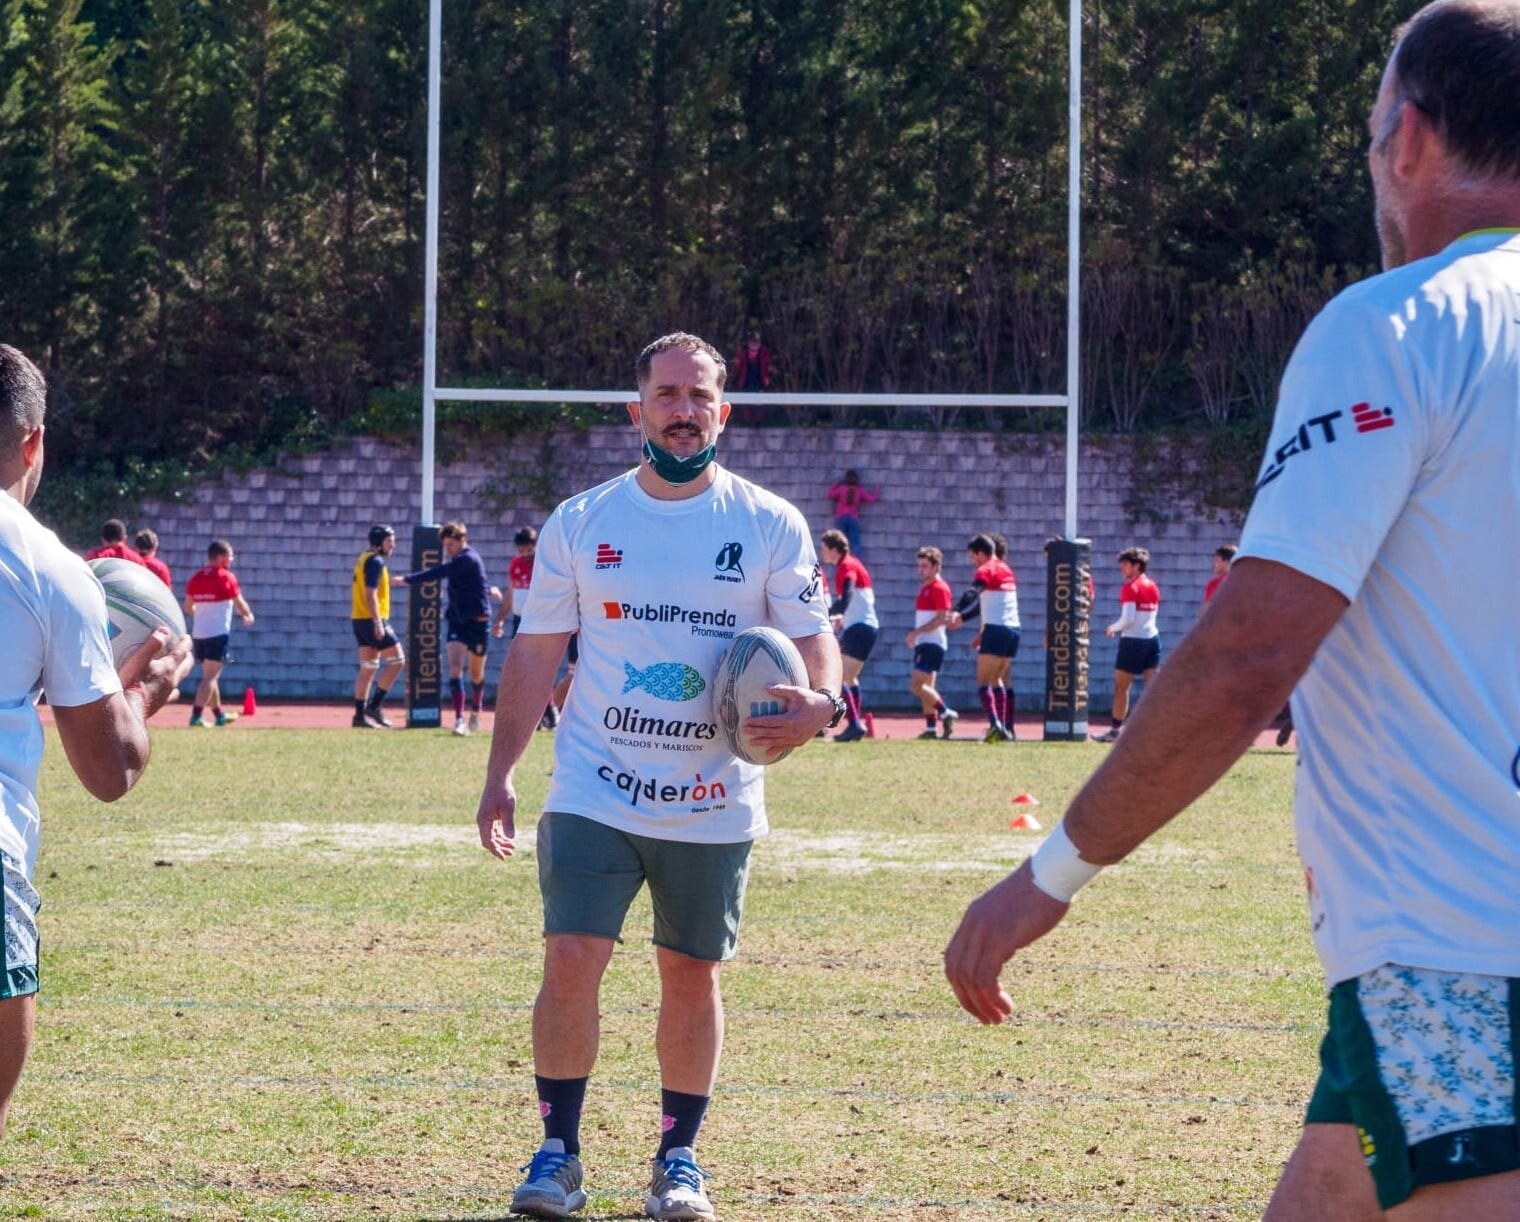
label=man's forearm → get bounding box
[795,630,842,693]
[1065,560,1346,865]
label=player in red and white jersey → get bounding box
[904,546,958,739]
[1202,543,1235,608]
[84,518,148,569]
[819,528,878,743]
[1093,546,1159,742]
[948,533,1020,742]
[492,525,562,731]
[182,539,255,728]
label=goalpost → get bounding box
[416,0,1090,739]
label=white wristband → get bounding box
[1028,821,1103,902]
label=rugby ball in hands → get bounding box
[715,626,808,766]
[89,557,186,668]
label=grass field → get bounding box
[0,727,1319,1220]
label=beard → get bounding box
[1374,198,1407,271]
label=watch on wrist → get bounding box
[815,687,847,728]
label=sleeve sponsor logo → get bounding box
[797,562,823,605]
[1256,405,1397,489]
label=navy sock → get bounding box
[535,1074,588,1155]
[658,1088,710,1157]
[924,714,936,729]
[368,684,389,710]
[354,699,366,716]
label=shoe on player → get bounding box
[365,706,393,729]
[833,723,867,743]
[939,708,958,739]
[469,711,480,734]
[983,724,1005,744]
[916,729,939,740]
[1091,727,1120,743]
[1275,720,1294,747]
[646,1147,714,1221]
[351,712,373,729]
[453,718,469,737]
[510,1138,586,1218]
[214,710,237,727]
[188,714,209,728]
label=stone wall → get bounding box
[138,427,1244,712]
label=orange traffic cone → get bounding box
[242,687,257,717]
[864,712,876,738]
[1011,792,1040,806]
[1009,811,1043,831]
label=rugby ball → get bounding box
[89,557,186,668]
[714,626,808,766]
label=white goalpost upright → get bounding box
[416,0,1090,737]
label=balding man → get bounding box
[945,4,1520,1215]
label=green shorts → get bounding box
[1304,964,1520,1209]
[535,811,753,962]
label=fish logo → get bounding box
[622,661,707,702]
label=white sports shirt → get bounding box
[0,491,121,878]
[1238,229,1520,986]
[519,465,832,843]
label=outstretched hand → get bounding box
[943,861,1070,1024]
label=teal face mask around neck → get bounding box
[641,435,716,485]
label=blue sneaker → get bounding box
[511,1138,586,1218]
[646,1147,713,1220]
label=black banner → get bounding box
[406,523,443,728]
[1042,537,1091,741]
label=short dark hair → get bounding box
[514,526,538,547]
[0,345,45,453]
[1215,543,1238,563]
[100,519,128,544]
[990,532,1008,559]
[134,528,158,553]
[440,520,467,541]
[819,528,850,556]
[636,332,727,392]
[368,523,395,548]
[208,539,232,560]
[968,533,996,559]
[1394,1,1520,181]
[1118,546,1150,571]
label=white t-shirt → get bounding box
[1238,229,1520,986]
[519,466,831,843]
[0,491,121,878]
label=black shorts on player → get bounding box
[1115,635,1161,675]
[448,618,490,657]
[352,618,399,650]
[912,643,946,674]
[978,624,1020,659]
[192,634,229,664]
[839,623,878,663]
[566,633,579,665]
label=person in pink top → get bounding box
[826,469,879,558]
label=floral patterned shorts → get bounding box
[1,853,40,999]
[1306,963,1519,1208]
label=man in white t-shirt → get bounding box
[0,344,190,1137]
[476,332,840,1221]
[945,3,1520,1216]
